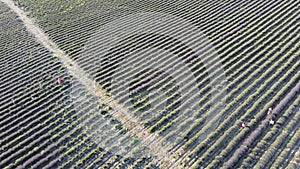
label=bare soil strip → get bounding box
[1,0,174,167]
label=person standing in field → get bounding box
[241,122,247,128]
[57,77,63,84]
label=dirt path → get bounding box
[1,0,175,167]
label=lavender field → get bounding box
[0,0,299,168]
